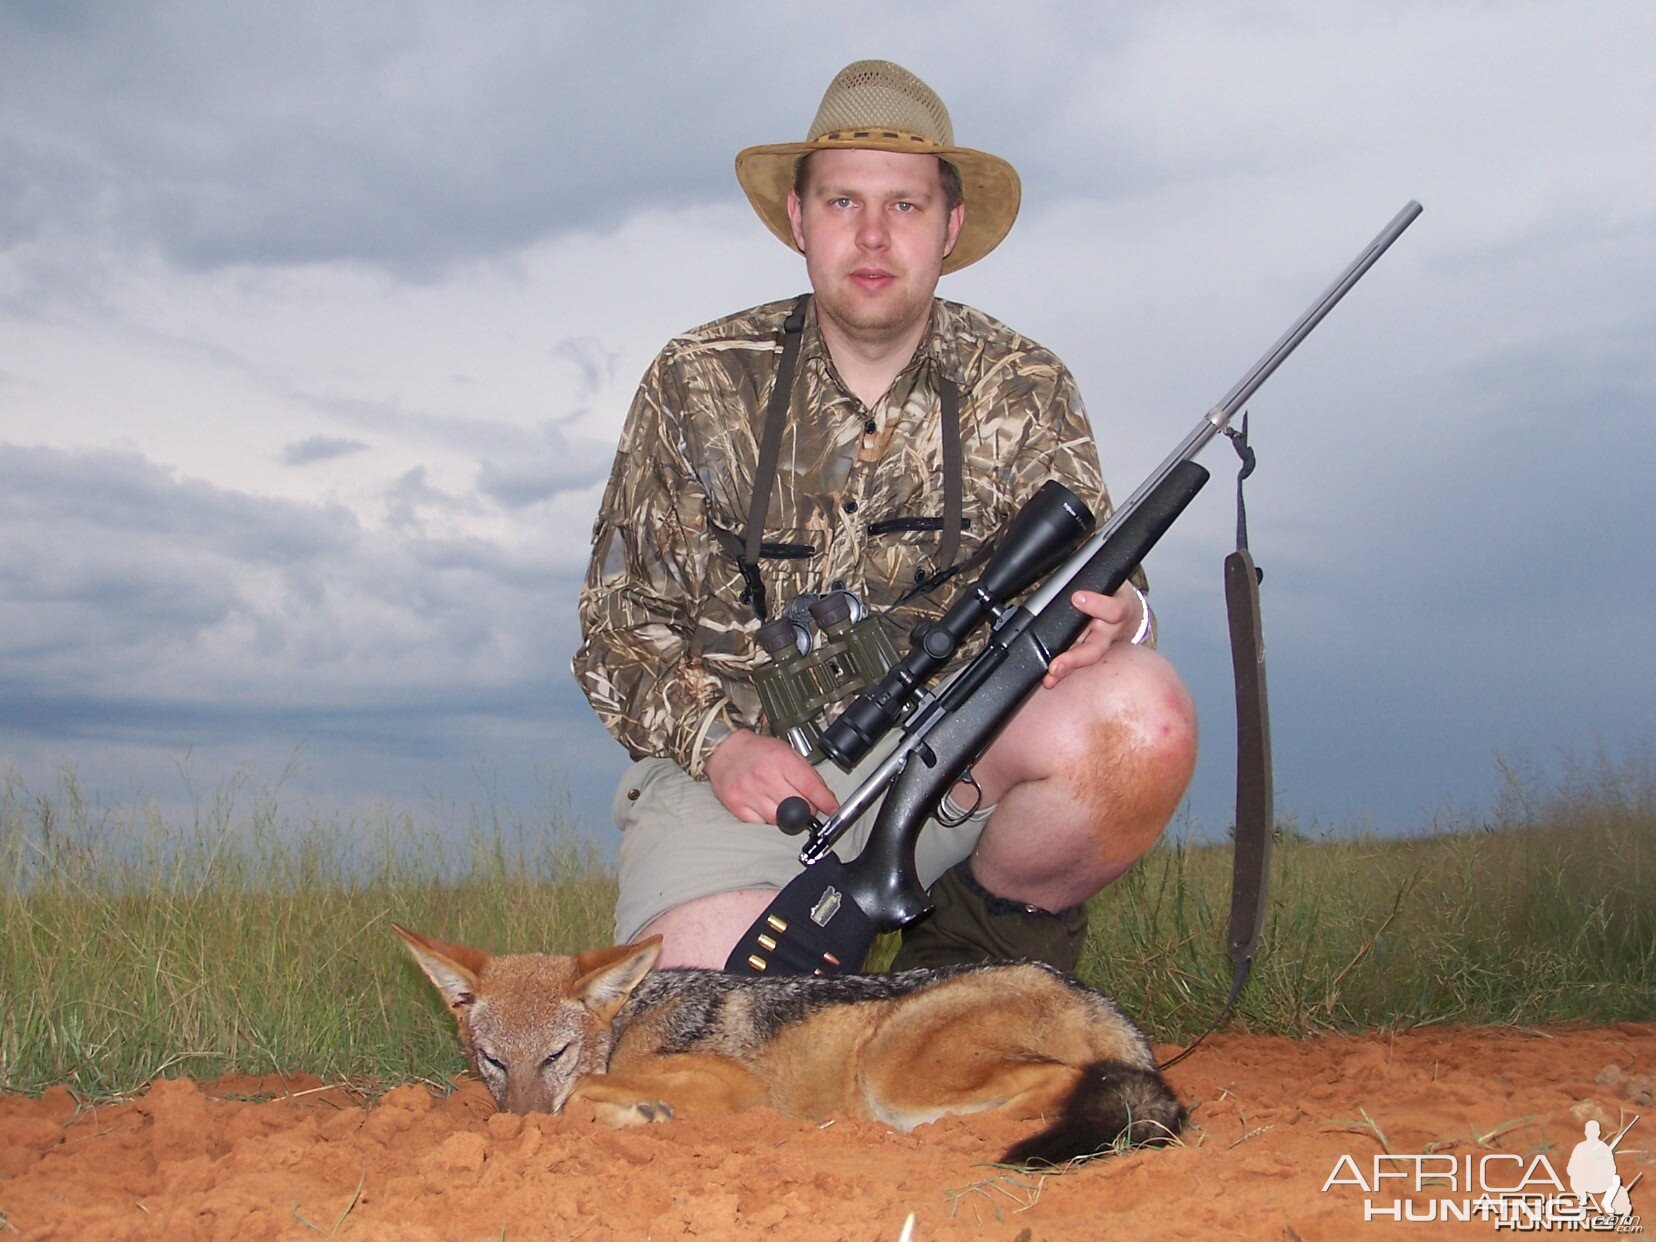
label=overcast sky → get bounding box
[1,1,1650,848]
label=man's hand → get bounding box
[1040,585,1145,690]
[704,729,840,824]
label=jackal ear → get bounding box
[572,936,662,1023]
[394,924,491,1011]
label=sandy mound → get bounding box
[3,1024,1651,1239]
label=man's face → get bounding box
[786,148,966,349]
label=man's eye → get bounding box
[894,202,917,212]
[831,197,854,209]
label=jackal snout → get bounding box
[394,923,660,1115]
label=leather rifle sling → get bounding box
[1224,413,1273,974]
[1159,414,1272,1070]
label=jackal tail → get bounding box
[1001,1060,1186,1167]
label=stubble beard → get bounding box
[812,267,936,352]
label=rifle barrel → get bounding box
[1025,200,1422,615]
[1212,200,1423,423]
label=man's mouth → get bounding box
[850,268,896,291]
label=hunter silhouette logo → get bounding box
[1568,1118,1639,1221]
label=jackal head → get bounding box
[394,924,661,1115]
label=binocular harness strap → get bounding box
[938,378,963,574]
[732,295,969,624]
[738,294,813,622]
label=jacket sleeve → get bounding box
[572,347,735,776]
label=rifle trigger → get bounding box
[935,772,981,827]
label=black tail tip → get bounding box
[1001,1060,1186,1169]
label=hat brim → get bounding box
[734,135,1021,275]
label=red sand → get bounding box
[3,1024,1651,1239]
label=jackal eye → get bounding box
[476,1049,506,1075]
[540,1042,572,1070]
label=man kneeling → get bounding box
[573,60,1196,971]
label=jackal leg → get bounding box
[568,1052,766,1127]
[863,1054,1086,1130]
[858,979,1111,1130]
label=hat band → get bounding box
[811,129,943,151]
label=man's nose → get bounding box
[857,211,890,250]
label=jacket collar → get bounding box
[800,298,967,401]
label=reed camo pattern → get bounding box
[574,297,1137,776]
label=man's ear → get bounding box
[942,200,966,259]
[786,188,808,252]
[572,936,663,1023]
[395,924,490,1012]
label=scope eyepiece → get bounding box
[819,687,902,769]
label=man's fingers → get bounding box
[787,765,840,815]
[1072,589,1127,623]
[1043,614,1120,689]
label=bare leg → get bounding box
[964,644,1197,912]
[637,887,779,968]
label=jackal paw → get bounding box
[594,1099,675,1128]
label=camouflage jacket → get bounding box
[573,296,1133,777]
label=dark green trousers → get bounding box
[888,859,1088,974]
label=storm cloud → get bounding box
[0,1,1650,840]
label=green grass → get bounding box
[1079,745,1656,1038]
[1,766,614,1098]
[3,745,1652,1099]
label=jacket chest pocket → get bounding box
[862,516,978,612]
[702,525,821,634]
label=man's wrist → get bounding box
[690,711,739,779]
[704,719,736,755]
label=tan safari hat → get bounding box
[734,59,1021,274]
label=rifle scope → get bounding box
[819,479,1094,770]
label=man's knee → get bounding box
[970,645,1195,897]
[988,644,1197,796]
[1083,645,1196,776]
[1059,648,1196,830]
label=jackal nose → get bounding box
[502,1086,555,1116]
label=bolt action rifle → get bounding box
[725,201,1424,984]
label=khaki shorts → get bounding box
[611,738,993,943]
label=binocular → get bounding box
[753,481,1095,768]
[752,591,902,761]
